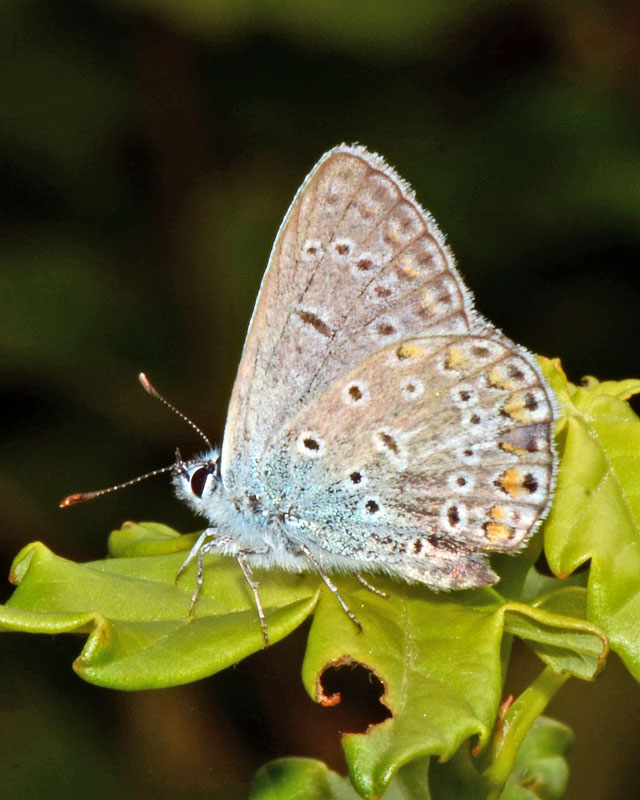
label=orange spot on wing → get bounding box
[499,441,527,455]
[396,258,420,280]
[445,346,466,370]
[499,468,526,498]
[502,395,532,423]
[484,522,512,542]
[396,343,425,360]
[488,366,514,391]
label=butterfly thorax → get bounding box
[172,447,313,569]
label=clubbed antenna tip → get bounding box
[138,373,212,451]
[59,464,175,508]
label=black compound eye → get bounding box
[190,467,211,499]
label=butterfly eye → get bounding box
[190,467,211,499]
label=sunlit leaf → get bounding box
[541,359,640,681]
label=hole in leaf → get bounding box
[317,660,391,733]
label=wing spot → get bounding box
[356,257,373,271]
[296,431,325,458]
[444,347,467,371]
[394,262,419,281]
[524,392,539,411]
[483,522,513,542]
[365,499,380,514]
[296,309,332,337]
[495,468,540,498]
[302,239,324,258]
[448,471,474,493]
[377,322,396,336]
[500,425,546,454]
[447,506,460,526]
[452,383,478,408]
[376,431,399,454]
[396,343,425,361]
[342,381,369,406]
[350,471,362,484]
[400,376,424,399]
[413,539,423,554]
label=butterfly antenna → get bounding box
[138,372,213,450]
[60,464,175,508]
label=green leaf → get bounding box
[541,359,640,681]
[107,521,197,557]
[1,536,318,689]
[503,598,607,680]
[249,758,361,800]
[250,714,572,800]
[300,578,604,798]
[1,518,606,796]
[249,756,431,800]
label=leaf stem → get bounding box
[483,666,569,798]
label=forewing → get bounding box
[222,145,479,490]
[264,335,556,589]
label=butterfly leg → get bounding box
[236,553,269,648]
[176,530,232,619]
[356,574,389,599]
[176,529,218,583]
[301,544,362,632]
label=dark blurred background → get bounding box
[1,1,639,797]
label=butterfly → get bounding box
[64,145,557,646]
[168,145,557,645]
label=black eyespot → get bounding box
[365,499,379,514]
[524,392,539,411]
[190,467,210,498]
[303,437,320,451]
[350,471,362,484]
[447,506,460,526]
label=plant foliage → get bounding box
[2,359,639,798]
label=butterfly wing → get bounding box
[222,145,482,491]
[265,334,556,588]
